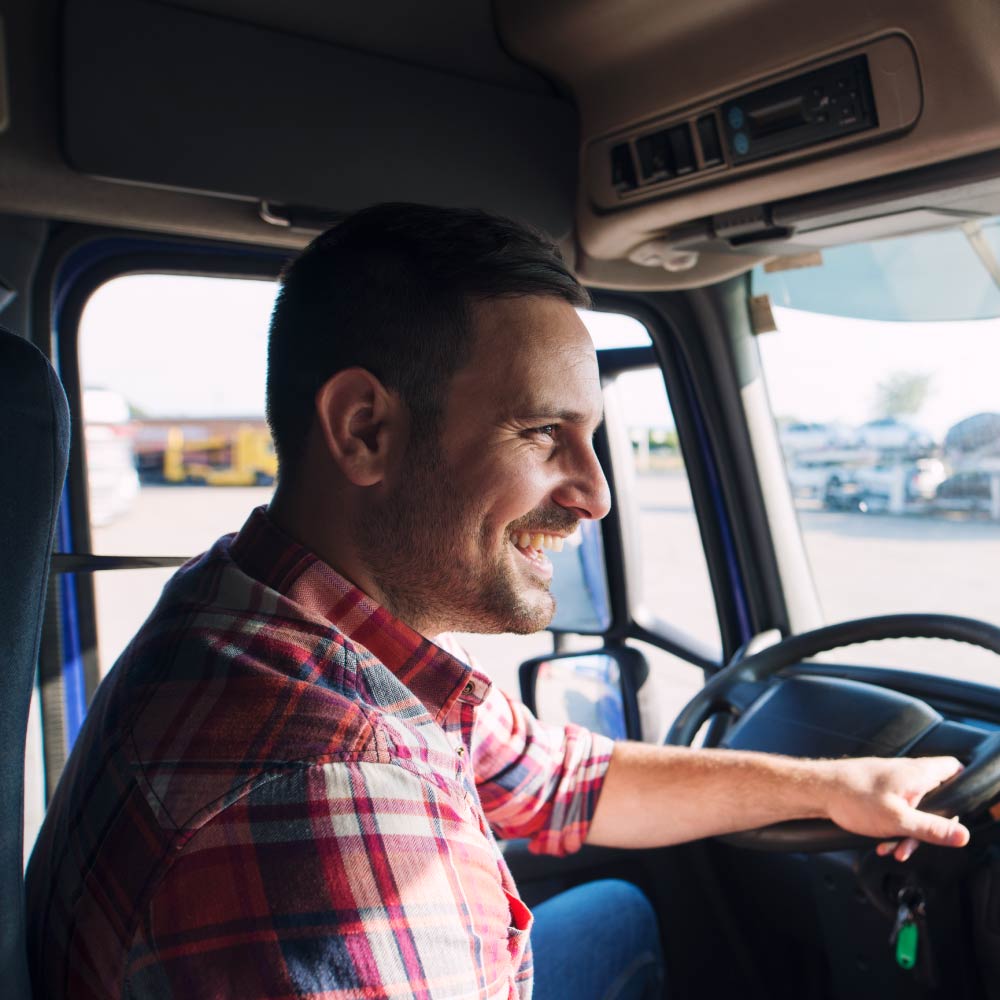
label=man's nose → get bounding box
[552,447,612,521]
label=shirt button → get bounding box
[456,746,465,756]
[463,681,474,696]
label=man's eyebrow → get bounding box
[515,408,605,427]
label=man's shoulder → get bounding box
[96,538,391,818]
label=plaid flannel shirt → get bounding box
[27,507,614,999]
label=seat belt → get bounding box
[50,553,189,573]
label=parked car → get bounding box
[855,417,934,453]
[834,458,948,512]
[935,469,998,512]
[779,421,854,454]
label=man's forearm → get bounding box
[585,741,969,851]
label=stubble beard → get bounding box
[358,435,555,637]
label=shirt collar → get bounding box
[229,506,491,721]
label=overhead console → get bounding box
[589,36,920,212]
[500,0,1000,285]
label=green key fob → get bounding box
[895,920,918,970]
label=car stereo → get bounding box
[721,55,876,165]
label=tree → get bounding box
[873,371,932,419]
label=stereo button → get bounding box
[697,115,723,167]
[668,124,696,174]
[610,143,638,193]
[636,131,673,180]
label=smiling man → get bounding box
[28,204,969,1000]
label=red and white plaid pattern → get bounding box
[27,507,613,998]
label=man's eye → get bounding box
[529,424,558,439]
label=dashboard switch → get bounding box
[697,115,723,166]
[610,143,638,192]
[636,130,673,181]
[668,124,696,174]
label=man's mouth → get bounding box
[508,529,575,582]
[510,531,566,553]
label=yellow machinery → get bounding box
[163,425,277,486]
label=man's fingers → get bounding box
[910,755,963,793]
[897,808,969,848]
[876,837,920,860]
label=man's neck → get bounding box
[267,485,443,637]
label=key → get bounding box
[890,890,922,971]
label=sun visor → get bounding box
[752,216,1000,322]
[61,0,579,238]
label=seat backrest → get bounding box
[0,328,70,999]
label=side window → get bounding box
[78,281,716,719]
[80,274,276,677]
[605,364,721,736]
[610,366,721,656]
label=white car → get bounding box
[855,418,934,452]
[778,422,855,455]
[83,388,140,526]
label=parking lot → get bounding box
[89,470,1000,735]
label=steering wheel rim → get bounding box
[665,613,1000,851]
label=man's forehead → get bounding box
[468,299,596,367]
[445,296,602,415]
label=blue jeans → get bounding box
[530,879,665,1000]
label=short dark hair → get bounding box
[265,202,590,480]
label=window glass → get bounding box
[753,225,1000,322]
[78,277,668,697]
[752,232,1000,683]
[611,366,722,658]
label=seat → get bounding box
[0,327,71,999]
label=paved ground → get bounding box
[89,472,1000,740]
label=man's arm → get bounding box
[586,743,969,859]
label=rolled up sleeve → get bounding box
[471,686,615,856]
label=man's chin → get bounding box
[491,592,556,635]
[456,587,555,636]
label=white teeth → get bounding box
[511,531,567,553]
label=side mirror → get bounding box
[518,646,649,741]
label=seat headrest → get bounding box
[0,327,70,999]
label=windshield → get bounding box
[752,221,1000,683]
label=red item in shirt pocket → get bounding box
[504,888,533,963]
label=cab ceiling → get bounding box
[159,0,551,95]
[59,0,578,238]
[5,0,1000,290]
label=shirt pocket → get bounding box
[504,888,533,964]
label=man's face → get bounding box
[360,295,610,636]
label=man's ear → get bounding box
[314,368,403,487]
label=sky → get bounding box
[78,273,1000,441]
[759,307,1000,438]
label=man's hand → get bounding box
[820,755,970,862]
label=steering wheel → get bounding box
[665,613,1000,851]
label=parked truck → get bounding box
[162,424,277,486]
